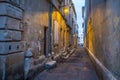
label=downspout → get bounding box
[49,0,53,57]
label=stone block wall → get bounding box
[0,0,24,80]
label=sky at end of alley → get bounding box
[73,0,85,33]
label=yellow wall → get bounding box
[52,11,70,53]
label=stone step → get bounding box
[45,61,56,69]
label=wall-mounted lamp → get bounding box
[63,7,69,13]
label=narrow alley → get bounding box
[0,0,120,80]
[34,48,99,80]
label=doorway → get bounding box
[44,27,49,57]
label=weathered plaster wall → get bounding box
[52,10,70,58]
[23,0,50,79]
[85,0,120,80]
[23,0,49,57]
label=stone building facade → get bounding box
[0,0,77,79]
[84,0,120,80]
[61,0,78,48]
[23,0,50,79]
[0,0,24,80]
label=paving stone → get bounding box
[34,48,99,80]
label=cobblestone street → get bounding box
[34,48,99,80]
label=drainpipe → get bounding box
[48,0,53,57]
